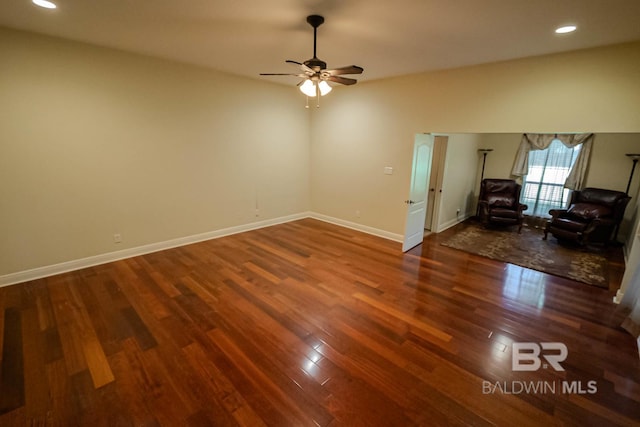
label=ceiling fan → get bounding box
[260,15,364,105]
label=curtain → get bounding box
[617,208,640,355]
[511,133,594,190]
[621,263,640,345]
[620,219,640,351]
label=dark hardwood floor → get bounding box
[1,218,639,426]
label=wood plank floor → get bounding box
[1,218,639,426]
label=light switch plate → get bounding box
[384,166,393,175]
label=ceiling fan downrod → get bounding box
[307,15,324,60]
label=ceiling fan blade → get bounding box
[287,59,314,74]
[327,75,358,86]
[325,65,364,75]
[259,73,307,77]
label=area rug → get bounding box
[440,222,611,288]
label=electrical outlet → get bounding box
[113,233,122,243]
[356,210,361,218]
[255,208,260,217]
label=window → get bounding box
[521,139,581,217]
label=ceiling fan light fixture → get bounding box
[299,79,316,97]
[555,25,577,34]
[33,0,57,9]
[318,80,332,96]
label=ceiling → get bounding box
[3,0,640,85]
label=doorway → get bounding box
[424,135,448,232]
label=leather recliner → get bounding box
[477,179,528,233]
[543,187,630,246]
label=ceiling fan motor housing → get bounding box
[304,58,327,71]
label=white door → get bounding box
[402,134,434,251]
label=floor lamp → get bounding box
[478,148,493,182]
[477,149,493,216]
[625,153,640,195]
[613,153,640,243]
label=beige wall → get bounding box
[477,133,522,181]
[436,133,481,230]
[0,27,310,276]
[311,41,640,236]
[309,98,410,233]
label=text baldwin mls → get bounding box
[483,380,598,395]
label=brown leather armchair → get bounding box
[543,187,630,246]
[478,179,528,233]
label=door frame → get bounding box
[425,134,448,233]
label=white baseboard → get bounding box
[1,211,405,288]
[436,213,472,233]
[613,289,624,304]
[309,212,404,242]
[0,212,310,288]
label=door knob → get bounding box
[430,188,435,192]
[405,199,415,204]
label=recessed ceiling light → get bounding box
[32,0,57,9]
[555,25,577,34]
